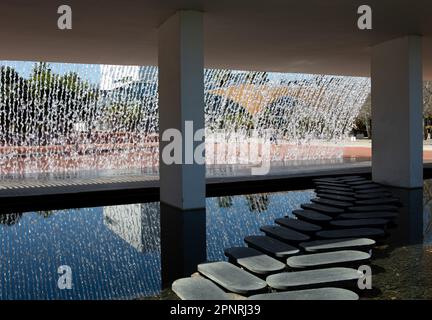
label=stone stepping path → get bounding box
[266,267,362,290]
[292,209,332,224]
[330,218,389,228]
[224,247,286,275]
[355,198,401,206]
[339,211,398,220]
[244,235,300,258]
[248,287,359,300]
[349,205,398,212]
[260,225,310,243]
[173,175,401,300]
[301,203,345,215]
[198,261,267,294]
[172,277,230,300]
[275,217,322,234]
[316,227,385,239]
[286,250,370,269]
[316,193,356,202]
[311,198,353,208]
[299,238,375,253]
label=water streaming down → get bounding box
[0,61,370,180]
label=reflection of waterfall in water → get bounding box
[0,62,370,178]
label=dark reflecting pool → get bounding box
[1,183,431,300]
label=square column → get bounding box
[158,10,205,210]
[158,10,206,288]
[371,36,423,188]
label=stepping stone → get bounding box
[286,250,370,269]
[172,277,230,300]
[198,262,267,294]
[355,198,402,206]
[313,178,341,183]
[299,238,376,253]
[335,175,363,180]
[316,189,355,197]
[260,225,310,243]
[315,182,349,188]
[339,212,398,220]
[316,193,356,202]
[352,184,381,190]
[244,235,300,258]
[354,192,393,199]
[311,198,353,208]
[316,186,353,192]
[356,188,389,194]
[330,218,389,228]
[349,205,398,212]
[266,267,362,290]
[345,180,373,186]
[316,228,385,239]
[275,217,322,234]
[248,287,359,300]
[225,247,286,275]
[292,209,332,224]
[301,203,344,215]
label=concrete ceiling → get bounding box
[1,0,432,78]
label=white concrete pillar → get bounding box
[371,36,423,188]
[158,10,205,209]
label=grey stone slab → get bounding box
[339,212,398,220]
[315,182,349,188]
[311,197,353,208]
[224,247,286,275]
[356,188,389,194]
[292,209,332,223]
[336,175,363,181]
[198,261,267,294]
[330,218,389,228]
[316,189,355,197]
[261,225,310,243]
[316,228,385,239]
[316,193,356,202]
[352,184,382,190]
[313,178,341,183]
[301,203,345,215]
[355,198,402,206]
[345,180,373,186]
[349,205,398,212]
[286,250,371,269]
[316,185,353,192]
[275,217,322,233]
[354,192,393,199]
[172,277,230,300]
[266,267,362,290]
[244,235,300,258]
[248,287,359,300]
[299,238,376,253]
